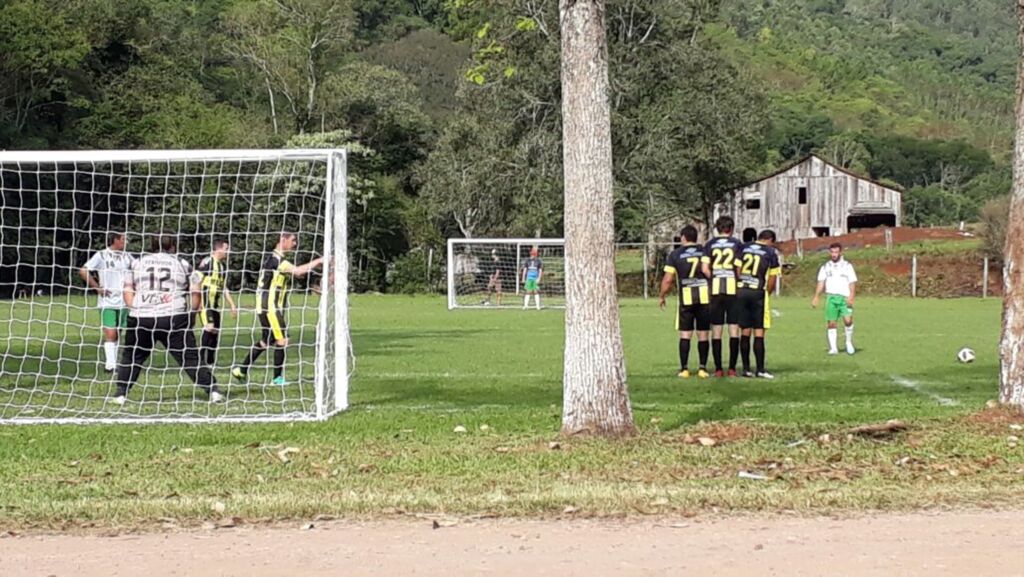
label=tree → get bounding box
[559,0,635,436]
[999,0,1024,412]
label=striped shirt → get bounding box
[256,250,294,314]
[196,256,226,311]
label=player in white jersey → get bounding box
[811,242,858,355]
[79,232,136,373]
[114,233,219,405]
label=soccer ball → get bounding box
[957,347,976,364]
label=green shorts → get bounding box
[100,308,129,329]
[524,279,539,292]
[824,294,853,322]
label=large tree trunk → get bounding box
[559,0,636,436]
[1000,1,1024,411]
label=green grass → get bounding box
[0,295,1021,529]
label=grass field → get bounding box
[0,294,1022,529]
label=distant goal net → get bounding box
[0,149,348,424]
[446,238,565,309]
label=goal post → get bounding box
[446,238,565,309]
[0,149,349,424]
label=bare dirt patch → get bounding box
[3,512,1023,577]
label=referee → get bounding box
[114,232,219,405]
[232,232,323,386]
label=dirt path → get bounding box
[3,511,1022,577]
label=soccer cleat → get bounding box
[231,367,247,383]
[827,349,839,356]
[697,369,710,379]
[727,369,738,378]
[756,371,776,380]
[678,369,691,379]
[112,395,126,406]
[272,376,288,387]
[742,371,755,378]
[210,391,224,403]
[713,370,724,378]
[846,342,856,355]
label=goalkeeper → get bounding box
[196,239,238,367]
[233,232,323,386]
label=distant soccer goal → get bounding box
[446,238,565,309]
[0,149,349,424]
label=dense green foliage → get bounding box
[0,0,1016,292]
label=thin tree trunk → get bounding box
[1000,0,1024,411]
[559,0,636,436]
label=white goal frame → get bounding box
[446,238,565,310]
[0,149,349,425]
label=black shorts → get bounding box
[199,308,221,331]
[736,289,767,330]
[258,311,288,343]
[677,305,711,332]
[709,294,741,325]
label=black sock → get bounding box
[754,337,766,373]
[712,339,723,371]
[274,347,285,379]
[728,337,740,371]
[697,340,709,369]
[242,345,265,372]
[201,331,219,366]
[678,338,691,371]
[740,335,751,374]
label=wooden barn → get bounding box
[715,154,902,242]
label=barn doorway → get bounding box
[742,228,757,243]
[847,214,896,231]
[812,227,830,237]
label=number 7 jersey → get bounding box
[664,244,711,306]
[704,236,745,296]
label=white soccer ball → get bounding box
[957,347,976,364]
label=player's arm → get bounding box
[224,288,239,317]
[847,265,858,306]
[123,278,135,309]
[537,264,543,284]
[79,256,106,295]
[658,267,676,311]
[766,252,781,294]
[281,256,324,278]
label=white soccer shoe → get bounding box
[756,372,775,380]
[828,349,839,356]
[210,391,224,403]
[846,342,856,355]
[112,395,126,406]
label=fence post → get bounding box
[911,254,918,298]
[642,245,649,300]
[885,228,893,252]
[983,256,989,299]
[796,238,804,260]
[427,247,434,288]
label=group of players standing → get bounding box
[659,216,860,380]
[79,231,322,405]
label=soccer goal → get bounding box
[446,238,565,309]
[0,149,349,424]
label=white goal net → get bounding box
[447,238,565,309]
[0,149,348,424]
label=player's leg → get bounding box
[726,298,742,377]
[696,306,711,378]
[167,314,219,400]
[495,279,503,306]
[100,309,120,373]
[114,316,153,402]
[754,328,770,378]
[750,292,771,378]
[825,295,841,354]
[843,306,855,355]
[534,287,541,309]
[234,314,271,381]
[709,298,725,375]
[523,280,531,308]
[268,311,289,385]
[676,307,695,377]
[735,292,752,376]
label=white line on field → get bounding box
[891,375,958,406]
[362,372,549,380]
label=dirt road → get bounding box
[3,511,1022,576]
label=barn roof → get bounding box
[737,153,904,194]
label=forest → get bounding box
[0,0,1016,292]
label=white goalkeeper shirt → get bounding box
[83,249,136,309]
[817,258,858,297]
[125,253,201,318]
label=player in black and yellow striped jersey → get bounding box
[735,229,782,379]
[659,226,711,379]
[703,216,745,377]
[232,232,323,386]
[196,239,238,368]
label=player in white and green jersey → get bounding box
[811,242,858,355]
[79,232,136,373]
